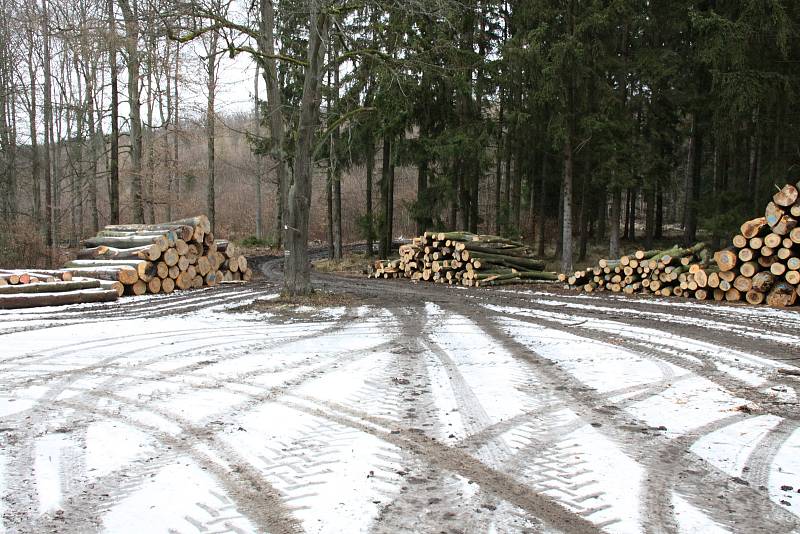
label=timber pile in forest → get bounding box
[66,215,253,297]
[367,231,556,287]
[560,243,713,298]
[564,181,800,307]
[0,269,120,309]
[711,182,800,307]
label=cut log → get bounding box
[790,227,800,245]
[773,215,797,236]
[77,244,161,262]
[64,266,138,285]
[773,184,799,207]
[129,281,148,296]
[749,237,764,249]
[168,265,180,279]
[725,288,741,302]
[746,290,765,305]
[161,277,175,294]
[163,248,180,267]
[147,277,162,294]
[714,248,738,272]
[738,248,754,262]
[740,261,758,278]
[740,217,767,239]
[82,234,170,251]
[0,279,100,295]
[733,276,752,293]
[771,262,787,276]
[732,235,748,248]
[0,288,119,309]
[765,202,784,227]
[752,271,776,293]
[767,282,797,307]
[764,233,782,248]
[785,271,800,285]
[788,257,800,271]
[238,255,248,272]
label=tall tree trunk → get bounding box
[118,0,144,223]
[26,19,41,229]
[536,153,547,256]
[683,114,702,245]
[254,65,263,239]
[170,42,179,219]
[561,136,574,273]
[365,139,374,257]
[258,0,289,248]
[205,30,218,233]
[108,0,120,224]
[628,187,637,241]
[609,187,621,258]
[331,42,342,259]
[644,186,655,249]
[379,135,392,258]
[41,0,54,247]
[283,10,328,296]
[416,159,428,235]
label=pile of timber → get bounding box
[713,182,800,307]
[367,231,556,287]
[0,269,120,309]
[65,215,253,296]
[562,182,800,307]
[560,243,713,298]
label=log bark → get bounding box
[0,288,118,309]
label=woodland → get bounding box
[0,0,798,294]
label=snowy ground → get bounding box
[1,272,799,533]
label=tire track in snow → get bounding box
[454,304,797,533]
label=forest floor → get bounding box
[1,254,799,533]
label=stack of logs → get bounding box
[367,231,556,287]
[563,182,800,307]
[560,243,713,298]
[0,269,120,309]
[713,182,800,307]
[65,215,253,296]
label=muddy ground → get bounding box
[0,254,799,533]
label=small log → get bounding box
[162,277,175,294]
[732,235,748,249]
[725,288,741,302]
[764,233,782,248]
[715,248,738,272]
[0,288,119,309]
[740,261,759,278]
[788,257,800,271]
[740,217,768,239]
[733,276,753,293]
[771,262,787,276]
[773,215,797,236]
[64,266,138,285]
[82,234,170,251]
[746,289,765,305]
[765,202,785,227]
[147,277,162,294]
[773,183,799,207]
[767,282,797,307]
[78,244,161,262]
[752,271,776,293]
[0,279,100,295]
[785,271,800,285]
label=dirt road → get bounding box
[1,255,799,533]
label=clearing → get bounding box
[1,256,799,533]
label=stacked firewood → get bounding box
[367,231,556,287]
[65,215,252,296]
[0,269,120,309]
[560,243,712,298]
[713,183,800,307]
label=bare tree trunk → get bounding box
[609,187,621,258]
[254,65,263,239]
[118,0,144,223]
[283,10,328,296]
[205,29,218,233]
[26,14,41,229]
[365,139,374,257]
[536,153,547,256]
[108,0,120,224]
[171,42,179,218]
[41,0,54,247]
[379,135,391,258]
[258,0,289,247]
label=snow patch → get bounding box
[85,421,156,479]
[769,425,800,517]
[672,492,730,534]
[690,415,782,478]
